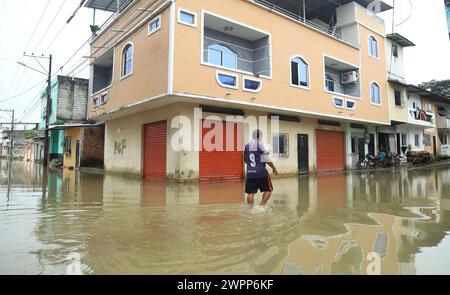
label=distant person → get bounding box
[243,129,278,209]
[379,145,386,162]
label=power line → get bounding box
[24,0,51,53]
[395,0,413,26]
[0,79,47,103]
[33,0,68,53]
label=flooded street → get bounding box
[1,159,449,275]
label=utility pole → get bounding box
[9,109,14,160]
[20,53,53,167]
[43,54,52,168]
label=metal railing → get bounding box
[251,0,342,40]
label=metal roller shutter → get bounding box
[316,130,345,172]
[143,121,167,180]
[200,120,243,182]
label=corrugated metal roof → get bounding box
[84,0,133,12]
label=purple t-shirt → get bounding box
[244,140,270,179]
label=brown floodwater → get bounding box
[0,159,449,275]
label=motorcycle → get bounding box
[357,154,383,170]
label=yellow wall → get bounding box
[172,0,390,125]
[88,0,170,119]
[64,128,82,168]
[388,83,408,123]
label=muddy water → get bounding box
[0,160,449,275]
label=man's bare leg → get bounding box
[261,191,272,206]
[247,194,255,207]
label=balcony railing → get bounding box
[409,108,434,124]
[251,0,342,40]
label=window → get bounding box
[392,45,398,57]
[333,97,344,108]
[423,134,432,147]
[369,36,378,58]
[148,15,161,35]
[401,133,407,146]
[64,137,72,155]
[93,96,100,107]
[351,137,357,153]
[325,74,335,92]
[121,43,133,77]
[216,72,238,89]
[101,93,109,104]
[178,9,196,27]
[243,77,262,92]
[439,133,448,145]
[394,90,402,107]
[208,44,237,69]
[426,103,433,113]
[291,56,309,88]
[370,82,381,105]
[272,134,288,157]
[414,134,420,147]
[346,100,356,110]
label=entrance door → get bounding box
[357,138,366,161]
[433,136,437,156]
[75,140,81,168]
[297,134,309,174]
[143,121,167,181]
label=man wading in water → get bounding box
[244,129,278,210]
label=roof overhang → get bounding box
[386,33,416,47]
[388,78,409,87]
[84,0,132,12]
[260,0,391,23]
[49,123,103,130]
[407,85,449,104]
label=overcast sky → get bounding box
[0,0,449,128]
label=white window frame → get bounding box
[368,35,379,59]
[147,15,161,36]
[215,70,238,89]
[370,81,382,106]
[414,134,420,147]
[425,103,433,114]
[121,42,134,79]
[346,99,356,110]
[290,55,310,90]
[100,92,109,105]
[93,96,100,107]
[178,8,197,27]
[207,43,237,70]
[333,97,344,109]
[242,76,262,93]
[272,133,289,158]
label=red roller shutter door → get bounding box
[200,121,243,182]
[316,130,345,172]
[143,121,167,180]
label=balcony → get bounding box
[91,47,114,95]
[250,0,391,45]
[437,105,450,129]
[324,56,361,99]
[202,12,271,78]
[408,107,435,127]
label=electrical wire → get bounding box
[0,79,47,103]
[33,0,68,53]
[395,0,412,26]
[24,0,51,53]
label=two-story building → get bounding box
[85,0,395,181]
[41,75,105,168]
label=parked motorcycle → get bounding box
[357,154,382,170]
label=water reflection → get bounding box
[0,159,449,274]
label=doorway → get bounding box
[297,134,309,174]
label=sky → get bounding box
[0,0,449,130]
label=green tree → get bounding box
[418,79,450,99]
[24,131,38,139]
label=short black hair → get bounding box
[252,129,262,140]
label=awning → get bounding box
[84,0,133,12]
[386,33,416,47]
[407,85,449,104]
[49,123,103,130]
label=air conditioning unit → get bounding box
[341,71,359,84]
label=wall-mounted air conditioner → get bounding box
[341,71,359,84]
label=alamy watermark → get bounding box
[170,108,280,157]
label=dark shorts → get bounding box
[245,176,273,194]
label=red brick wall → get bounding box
[81,125,105,167]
